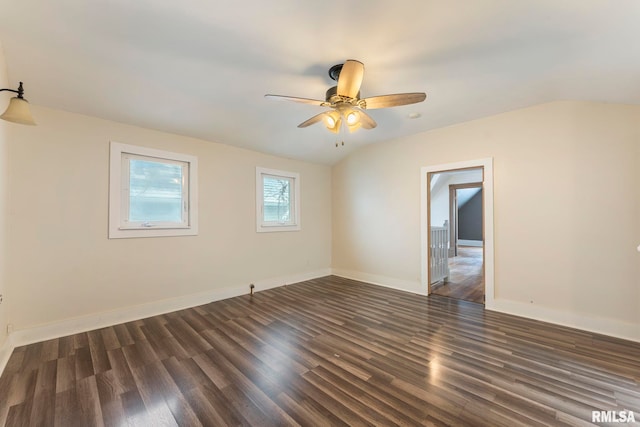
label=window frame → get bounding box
[109,141,198,239]
[256,167,301,232]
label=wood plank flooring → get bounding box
[432,246,485,304]
[1,275,639,426]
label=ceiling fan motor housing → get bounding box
[325,86,360,104]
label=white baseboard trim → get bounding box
[334,269,639,343]
[489,299,640,343]
[332,269,426,296]
[4,267,636,377]
[7,268,332,352]
[458,239,483,247]
[0,335,13,377]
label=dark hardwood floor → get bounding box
[1,275,639,426]
[432,246,484,304]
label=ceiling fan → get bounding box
[265,60,426,134]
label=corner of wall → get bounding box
[331,269,426,296]
[0,335,13,376]
[0,39,11,366]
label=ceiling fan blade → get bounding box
[297,112,327,128]
[337,60,364,99]
[361,92,426,109]
[265,94,327,106]
[358,110,377,129]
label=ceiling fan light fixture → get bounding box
[324,111,341,133]
[346,111,359,125]
[325,115,336,128]
[328,118,342,133]
[342,108,362,132]
[346,120,362,133]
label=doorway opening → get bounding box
[431,171,484,303]
[420,159,494,308]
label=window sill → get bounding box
[257,224,301,233]
[118,225,191,230]
[109,226,198,239]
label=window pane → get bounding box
[129,159,183,222]
[263,175,291,223]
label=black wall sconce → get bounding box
[0,82,36,126]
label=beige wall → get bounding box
[3,98,638,343]
[0,44,8,349]
[333,101,640,336]
[6,106,331,330]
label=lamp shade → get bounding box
[1,97,36,125]
[324,110,342,133]
[343,107,362,133]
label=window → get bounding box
[109,142,198,238]
[256,167,300,232]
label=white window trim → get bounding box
[109,141,198,239]
[256,167,301,233]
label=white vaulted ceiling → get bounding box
[1,1,639,164]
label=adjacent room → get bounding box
[0,1,638,426]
